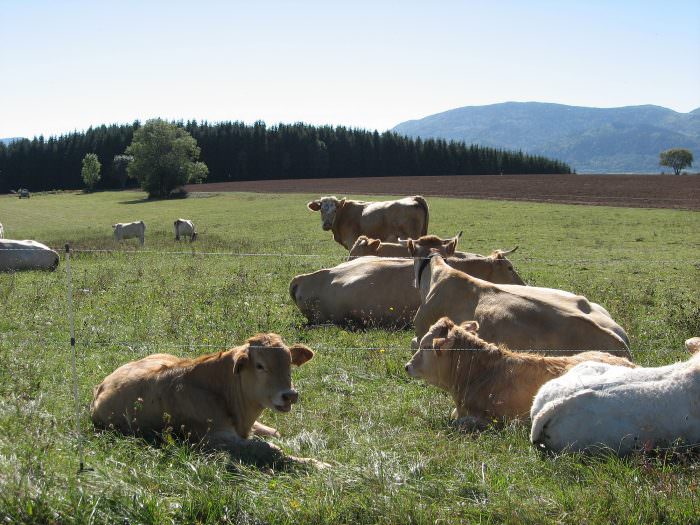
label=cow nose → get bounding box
[282,390,299,404]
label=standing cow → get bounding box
[307,195,429,250]
[174,218,197,241]
[113,221,145,245]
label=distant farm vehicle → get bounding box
[18,188,31,198]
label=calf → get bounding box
[113,220,145,245]
[174,218,197,241]
[307,195,429,249]
[405,317,635,430]
[90,333,325,468]
[411,251,630,356]
[530,337,700,455]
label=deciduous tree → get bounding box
[81,153,101,191]
[660,148,693,175]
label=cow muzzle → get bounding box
[322,222,333,231]
[273,389,299,412]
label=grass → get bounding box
[1,189,699,524]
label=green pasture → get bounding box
[0,189,699,523]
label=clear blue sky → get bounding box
[1,0,699,138]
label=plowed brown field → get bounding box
[185,174,699,210]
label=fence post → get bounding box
[65,243,85,472]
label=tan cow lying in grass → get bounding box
[411,250,630,356]
[405,317,635,430]
[90,333,326,469]
[307,195,429,249]
[290,235,523,327]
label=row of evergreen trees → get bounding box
[0,121,571,192]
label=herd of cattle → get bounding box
[4,195,700,469]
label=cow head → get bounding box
[233,333,314,413]
[404,233,461,288]
[405,317,480,386]
[686,337,700,355]
[488,247,525,285]
[307,196,345,231]
[348,235,382,259]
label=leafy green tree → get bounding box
[125,119,208,198]
[660,148,693,175]
[81,153,101,191]
[112,154,133,188]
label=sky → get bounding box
[1,0,699,138]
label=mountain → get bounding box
[1,137,24,146]
[393,102,700,173]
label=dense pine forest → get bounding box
[0,121,571,193]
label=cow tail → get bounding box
[414,195,429,236]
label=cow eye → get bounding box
[256,363,265,371]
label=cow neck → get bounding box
[227,369,264,438]
[417,253,446,299]
[331,203,348,248]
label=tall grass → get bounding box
[1,190,698,523]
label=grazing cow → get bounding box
[348,232,472,260]
[90,333,326,468]
[0,239,59,271]
[411,251,630,356]
[290,236,524,327]
[530,337,700,455]
[405,317,635,430]
[0,222,4,239]
[174,218,197,241]
[113,220,145,245]
[307,195,429,250]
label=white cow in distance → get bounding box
[530,337,700,455]
[113,221,145,245]
[0,222,4,239]
[0,239,59,271]
[174,218,197,241]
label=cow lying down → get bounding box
[405,317,635,431]
[530,337,700,455]
[90,333,327,469]
[0,239,59,271]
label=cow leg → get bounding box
[252,420,280,438]
[175,234,180,241]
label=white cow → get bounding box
[0,222,4,239]
[113,221,145,245]
[174,218,197,241]
[0,239,59,271]
[530,337,700,455]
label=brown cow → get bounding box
[405,317,636,430]
[90,333,326,468]
[307,195,429,250]
[411,251,630,356]
[348,232,471,260]
[290,237,524,327]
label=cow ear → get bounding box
[685,337,700,355]
[337,198,346,209]
[233,347,249,374]
[432,337,447,356]
[307,200,321,211]
[407,239,416,256]
[368,238,381,250]
[445,239,457,256]
[460,320,480,333]
[289,344,314,366]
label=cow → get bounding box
[348,232,476,260]
[290,236,524,327]
[174,218,197,241]
[113,220,145,245]
[411,251,630,356]
[90,333,327,469]
[405,317,635,430]
[307,195,429,250]
[0,239,59,271]
[0,222,4,239]
[530,337,700,455]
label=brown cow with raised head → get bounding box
[411,250,630,356]
[348,232,469,260]
[90,333,326,468]
[405,317,635,430]
[307,195,429,250]
[290,235,524,327]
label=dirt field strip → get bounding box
[186,174,700,210]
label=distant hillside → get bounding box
[393,102,700,173]
[1,137,24,146]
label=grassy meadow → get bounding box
[1,189,699,524]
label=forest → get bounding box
[0,121,571,192]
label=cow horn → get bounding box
[500,246,518,255]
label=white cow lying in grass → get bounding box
[113,221,145,245]
[531,337,700,455]
[174,218,197,241]
[0,239,59,271]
